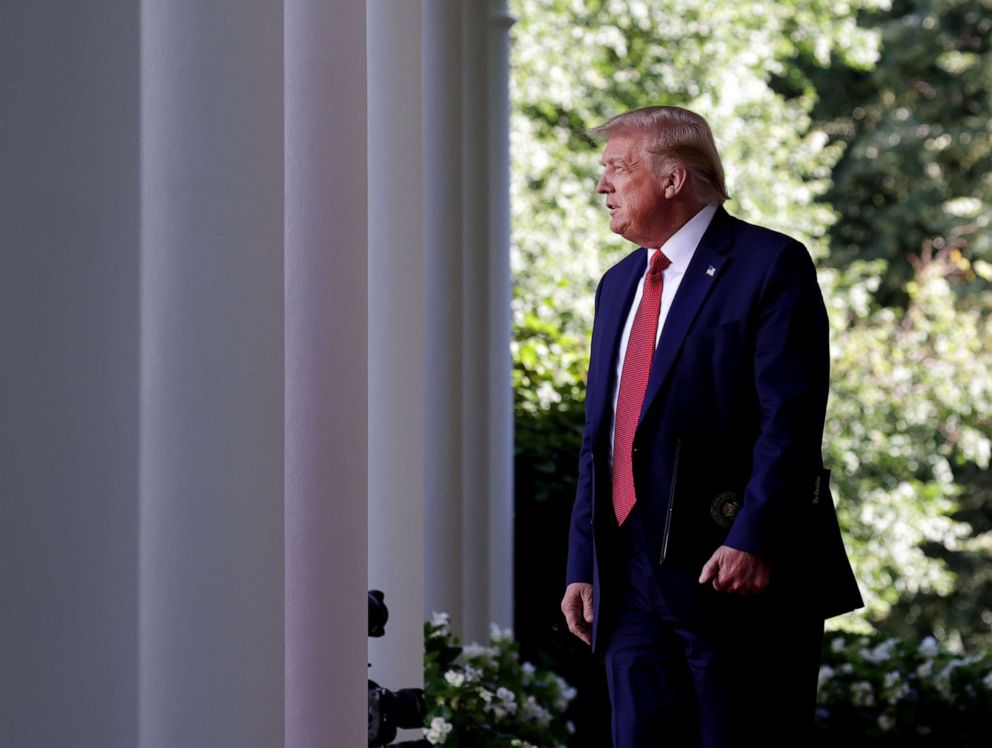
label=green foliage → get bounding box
[812,0,992,304]
[823,250,992,635]
[423,614,576,747]
[816,631,992,743]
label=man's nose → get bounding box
[596,173,610,193]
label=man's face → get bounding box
[596,131,669,246]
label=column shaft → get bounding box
[0,3,141,745]
[423,0,468,631]
[485,0,516,633]
[422,0,515,644]
[367,0,426,707]
[140,3,285,745]
[285,1,370,746]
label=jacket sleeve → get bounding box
[723,240,830,558]
[565,276,605,584]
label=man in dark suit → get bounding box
[560,106,862,747]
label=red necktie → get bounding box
[612,249,671,526]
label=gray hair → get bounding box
[589,106,730,204]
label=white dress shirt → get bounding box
[609,202,719,463]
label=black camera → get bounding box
[369,589,389,638]
[367,590,430,748]
[368,679,429,747]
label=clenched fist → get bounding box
[698,544,770,595]
[561,582,594,646]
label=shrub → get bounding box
[816,631,992,744]
[423,613,577,747]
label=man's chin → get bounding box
[609,221,638,244]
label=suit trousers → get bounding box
[602,506,824,748]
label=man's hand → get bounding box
[561,582,594,646]
[699,545,770,595]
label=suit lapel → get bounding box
[638,207,735,424]
[590,251,645,439]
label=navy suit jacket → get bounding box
[566,206,863,652]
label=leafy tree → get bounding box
[810,0,992,306]
[807,0,992,652]
[822,250,992,642]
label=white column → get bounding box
[459,0,493,641]
[285,1,369,746]
[139,3,285,746]
[423,0,467,633]
[422,0,515,644]
[367,0,426,711]
[484,0,516,634]
[0,3,141,745]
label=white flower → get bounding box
[553,682,578,711]
[566,720,576,734]
[831,637,846,653]
[982,671,992,690]
[483,687,517,720]
[934,660,964,699]
[462,642,497,662]
[494,686,517,715]
[863,638,898,665]
[497,686,517,704]
[490,622,514,644]
[522,695,552,727]
[817,665,835,689]
[522,661,536,683]
[430,611,451,638]
[444,670,465,688]
[553,675,576,712]
[850,680,875,707]
[464,664,482,683]
[877,714,896,732]
[882,671,910,703]
[424,716,453,744]
[918,636,939,659]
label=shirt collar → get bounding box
[647,202,719,273]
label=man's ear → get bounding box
[662,166,689,198]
